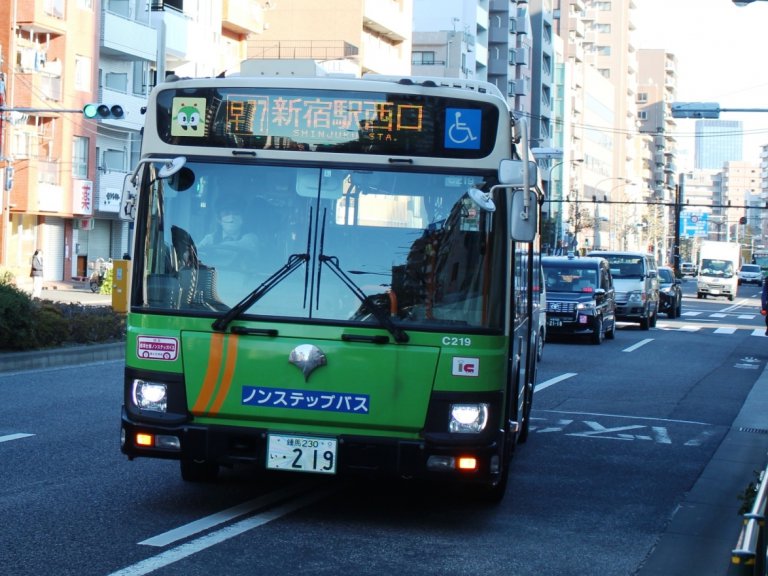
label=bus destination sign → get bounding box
[157,88,498,158]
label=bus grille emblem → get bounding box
[289,344,327,382]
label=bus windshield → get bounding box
[139,161,507,331]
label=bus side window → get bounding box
[146,274,181,309]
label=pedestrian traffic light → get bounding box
[83,103,124,120]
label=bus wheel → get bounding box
[180,459,219,482]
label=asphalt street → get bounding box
[2,281,767,574]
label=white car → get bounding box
[738,264,763,286]
[680,262,696,276]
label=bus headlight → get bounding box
[449,403,489,433]
[132,380,168,413]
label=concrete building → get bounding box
[0,1,263,282]
[0,1,100,282]
[637,48,679,264]
[247,0,413,76]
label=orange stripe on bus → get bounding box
[191,332,225,414]
[208,334,239,416]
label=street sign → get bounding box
[680,211,709,237]
[670,102,720,119]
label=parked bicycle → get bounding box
[88,258,112,292]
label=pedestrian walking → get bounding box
[761,276,768,336]
[30,249,43,298]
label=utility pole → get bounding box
[673,174,684,277]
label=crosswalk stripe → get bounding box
[752,329,767,337]
[714,327,736,334]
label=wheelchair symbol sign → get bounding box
[445,108,481,150]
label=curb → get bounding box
[0,342,125,373]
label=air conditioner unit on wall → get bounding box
[515,48,529,66]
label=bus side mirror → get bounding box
[509,190,538,242]
[120,173,139,221]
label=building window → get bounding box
[74,56,91,92]
[73,136,89,179]
[594,1,612,10]
[638,111,648,120]
[103,149,126,172]
[637,93,648,103]
[594,23,611,33]
[412,51,435,65]
[106,72,128,93]
[596,46,611,56]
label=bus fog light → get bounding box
[155,435,181,450]
[427,455,455,470]
[449,403,489,433]
[132,379,168,412]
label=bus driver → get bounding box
[198,202,259,252]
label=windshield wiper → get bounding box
[319,254,409,344]
[211,253,309,332]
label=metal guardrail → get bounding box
[732,461,768,575]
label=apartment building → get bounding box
[0,0,99,282]
[0,0,263,282]
[247,0,413,76]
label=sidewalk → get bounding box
[637,362,768,576]
[25,280,112,306]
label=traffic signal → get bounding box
[83,103,124,120]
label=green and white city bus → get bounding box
[119,60,542,500]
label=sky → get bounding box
[632,0,768,168]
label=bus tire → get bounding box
[180,459,219,482]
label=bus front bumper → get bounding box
[120,408,506,484]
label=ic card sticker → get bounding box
[452,357,479,377]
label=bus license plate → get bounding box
[266,434,337,474]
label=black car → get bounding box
[658,266,682,318]
[542,255,617,345]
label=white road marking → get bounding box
[534,372,577,393]
[681,311,701,317]
[139,482,314,547]
[622,338,653,352]
[714,327,737,334]
[752,329,767,337]
[109,486,336,576]
[0,433,34,443]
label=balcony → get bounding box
[16,0,67,36]
[222,0,265,36]
[363,0,409,43]
[248,40,359,61]
[102,11,157,61]
[13,60,63,109]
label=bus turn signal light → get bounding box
[135,433,154,447]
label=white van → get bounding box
[587,251,659,330]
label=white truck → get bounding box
[697,240,741,301]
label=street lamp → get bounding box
[548,158,583,253]
[590,177,629,249]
